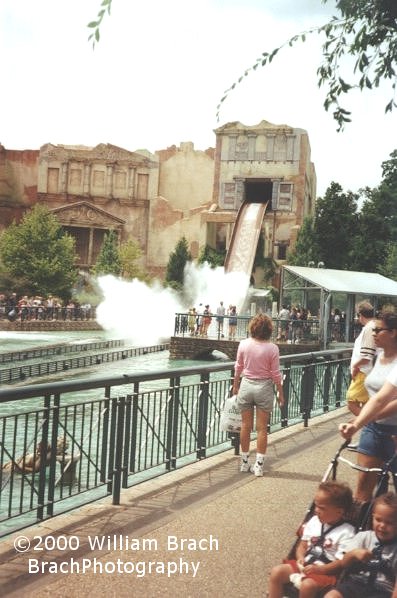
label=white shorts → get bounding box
[236,377,274,412]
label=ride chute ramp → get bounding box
[224,202,268,275]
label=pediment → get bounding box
[51,202,125,228]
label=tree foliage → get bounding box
[287,216,320,266]
[165,237,192,289]
[93,230,121,277]
[217,0,397,130]
[350,150,397,271]
[289,149,397,274]
[314,182,359,268]
[288,183,359,269]
[0,204,77,298]
[87,0,112,47]
[379,242,397,281]
[197,245,226,268]
[119,238,151,282]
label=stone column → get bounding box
[286,134,296,161]
[106,164,114,198]
[247,134,257,160]
[128,165,135,199]
[61,162,68,194]
[228,135,238,160]
[83,163,91,196]
[266,134,275,160]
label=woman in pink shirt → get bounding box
[232,313,284,476]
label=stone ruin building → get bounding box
[0,119,316,284]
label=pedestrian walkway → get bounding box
[0,408,358,598]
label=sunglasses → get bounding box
[373,327,390,334]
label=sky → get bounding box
[1,0,397,197]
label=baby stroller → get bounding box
[281,440,397,598]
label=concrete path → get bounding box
[0,408,359,598]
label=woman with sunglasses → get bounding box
[340,311,397,503]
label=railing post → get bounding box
[106,390,116,494]
[322,362,331,412]
[122,395,132,488]
[197,373,210,460]
[37,394,51,521]
[165,377,179,471]
[174,314,179,335]
[46,393,61,517]
[171,377,180,470]
[335,362,343,408]
[128,382,139,474]
[112,396,125,506]
[100,396,110,484]
[280,365,290,427]
[300,362,315,427]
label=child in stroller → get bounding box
[268,442,397,598]
[268,480,355,598]
[324,491,397,598]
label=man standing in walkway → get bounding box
[347,301,376,418]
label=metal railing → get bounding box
[0,339,126,364]
[0,304,97,322]
[0,348,351,537]
[174,313,322,344]
[0,343,169,384]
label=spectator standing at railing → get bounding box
[188,308,196,336]
[200,305,212,337]
[232,313,284,477]
[80,302,92,321]
[195,304,203,336]
[6,292,18,321]
[18,296,29,321]
[228,305,237,340]
[46,295,55,320]
[277,304,290,341]
[288,306,299,343]
[0,293,6,319]
[216,301,226,338]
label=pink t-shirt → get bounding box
[234,337,282,384]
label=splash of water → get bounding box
[183,262,250,312]
[95,263,250,345]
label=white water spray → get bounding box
[95,263,250,345]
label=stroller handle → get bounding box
[337,454,397,476]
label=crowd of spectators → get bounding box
[0,292,95,322]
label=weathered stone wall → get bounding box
[0,320,103,332]
[0,145,39,231]
[0,120,316,279]
[169,336,321,360]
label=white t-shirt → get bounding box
[302,515,355,563]
[387,363,397,388]
[365,352,397,426]
[351,320,376,375]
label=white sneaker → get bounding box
[251,461,264,477]
[240,459,251,473]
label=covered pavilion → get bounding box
[280,265,397,347]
